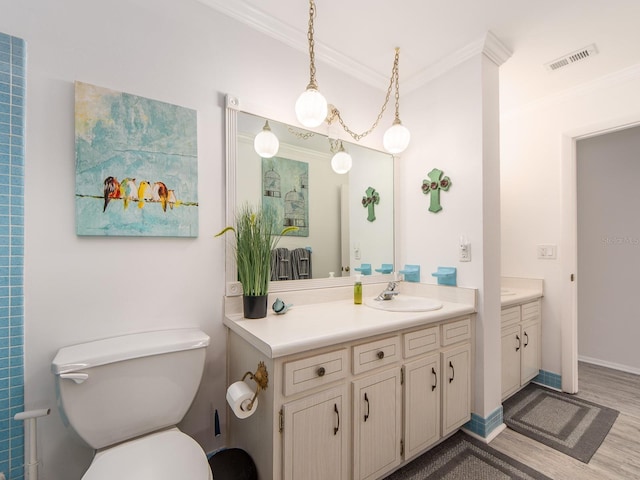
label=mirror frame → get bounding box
[224,94,400,296]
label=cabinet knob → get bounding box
[377,351,385,360]
[316,367,326,377]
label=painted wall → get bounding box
[400,54,502,419]
[576,125,640,373]
[501,67,640,382]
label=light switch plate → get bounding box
[537,244,557,259]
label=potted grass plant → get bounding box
[217,203,297,318]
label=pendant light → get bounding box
[383,119,411,154]
[253,121,279,158]
[295,0,327,127]
[296,0,410,154]
[330,141,352,174]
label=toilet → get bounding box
[51,328,213,480]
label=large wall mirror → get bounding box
[224,95,396,294]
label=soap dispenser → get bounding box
[354,275,362,304]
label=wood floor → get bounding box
[490,362,640,480]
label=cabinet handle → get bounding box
[333,403,340,435]
[316,367,326,377]
[432,366,437,391]
[516,334,521,352]
[377,351,385,360]
[364,393,370,422]
[449,361,455,383]
[524,332,529,347]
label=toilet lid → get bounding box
[82,429,211,480]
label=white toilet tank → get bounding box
[52,328,210,450]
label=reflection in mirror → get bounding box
[225,97,395,293]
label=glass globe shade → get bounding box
[331,150,352,174]
[383,122,411,154]
[254,127,279,158]
[295,88,328,128]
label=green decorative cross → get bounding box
[422,168,451,213]
[362,186,380,222]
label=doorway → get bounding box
[561,120,640,393]
[576,126,640,371]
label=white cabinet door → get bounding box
[501,324,521,400]
[282,385,348,480]
[441,343,471,437]
[404,354,440,460]
[521,319,541,383]
[353,368,402,480]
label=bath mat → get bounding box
[384,431,551,479]
[502,383,619,463]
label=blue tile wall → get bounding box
[464,370,562,440]
[0,32,25,480]
[464,406,503,438]
[533,369,562,390]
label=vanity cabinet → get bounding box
[501,299,541,400]
[403,354,440,459]
[402,318,471,461]
[441,343,472,436]
[352,367,402,480]
[226,314,474,480]
[282,385,348,480]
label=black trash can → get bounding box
[208,448,258,480]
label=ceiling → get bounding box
[198,0,640,112]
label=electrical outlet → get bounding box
[459,241,471,262]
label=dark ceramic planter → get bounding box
[243,294,268,319]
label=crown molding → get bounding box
[197,0,389,90]
[402,31,512,94]
[199,1,511,94]
[483,31,513,67]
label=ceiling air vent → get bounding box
[545,44,598,72]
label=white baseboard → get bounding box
[578,355,640,376]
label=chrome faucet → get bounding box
[375,281,399,301]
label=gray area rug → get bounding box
[503,383,619,463]
[384,431,551,480]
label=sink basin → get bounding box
[364,295,443,312]
[501,288,516,296]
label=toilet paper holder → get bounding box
[240,361,269,412]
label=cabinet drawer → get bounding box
[522,300,541,322]
[501,306,521,327]
[441,317,471,346]
[353,336,400,375]
[403,326,439,358]
[283,349,348,396]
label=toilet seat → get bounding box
[82,428,212,480]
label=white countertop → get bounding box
[224,297,475,359]
[500,288,543,308]
[500,277,544,307]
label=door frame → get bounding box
[560,116,640,393]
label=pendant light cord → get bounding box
[306,0,319,90]
[305,1,403,141]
